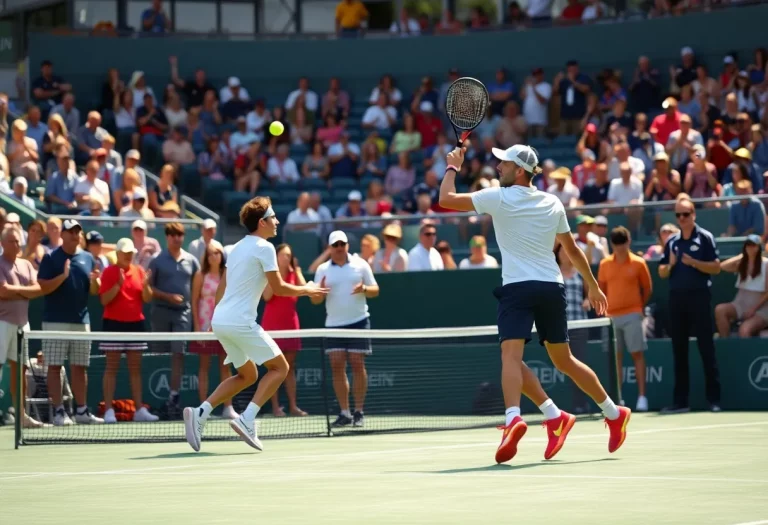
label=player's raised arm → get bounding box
[438,146,476,212]
[556,231,608,316]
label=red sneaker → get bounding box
[542,411,576,460]
[495,416,527,464]
[605,406,631,453]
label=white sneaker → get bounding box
[183,407,205,452]
[74,409,105,424]
[133,407,159,422]
[53,408,73,426]
[23,414,45,428]
[3,411,14,425]
[104,408,117,424]
[636,396,649,412]
[229,416,263,451]
[221,405,239,420]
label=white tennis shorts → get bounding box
[212,321,282,369]
[0,320,29,365]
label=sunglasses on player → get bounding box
[331,242,347,248]
[675,212,692,218]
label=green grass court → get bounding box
[2,412,767,524]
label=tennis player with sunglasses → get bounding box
[438,141,630,464]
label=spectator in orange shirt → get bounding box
[598,227,653,412]
[335,0,368,38]
[650,97,681,146]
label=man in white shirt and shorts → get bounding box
[312,230,379,427]
[438,142,630,464]
[184,197,327,452]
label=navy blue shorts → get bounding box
[323,318,372,355]
[493,281,569,346]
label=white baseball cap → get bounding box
[348,190,363,201]
[419,101,434,113]
[328,230,348,245]
[680,46,694,57]
[131,219,147,231]
[132,186,147,200]
[228,76,241,88]
[116,238,138,254]
[491,144,542,174]
[202,218,217,230]
[12,176,27,188]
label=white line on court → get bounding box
[731,521,768,525]
[1,420,767,483]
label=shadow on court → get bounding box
[129,451,255,460]
[405,457,619,474]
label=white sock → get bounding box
[243,402,260,422]
[341,409,352,418]
[538,399,561,421]
[599,397,620,420]
[198,401,213,420]
[505,406,521,426]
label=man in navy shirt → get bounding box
[555,60,592,136]
[37,219,103,426]
[31,60,71,115]
[659,197,721,413]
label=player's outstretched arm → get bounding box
[438,146,476,212]
[266,271,329,299]
[556,232,608,317]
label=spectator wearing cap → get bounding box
[723,148,762,192]
[671,47,697,93]
[554,60,592,136]
[266,144,300,184]
[7,120,40,182]
[220,81,251,123]
[75,160,110,212]
[162,126,195,167]
[575,215,607,265]
[336,190,366,226]
[3,213,26,247]
[629,56,661,114]
[646,151,682,202]
[666,114,703,172]
[37,219,103,426]
[31,59,71,113]
[286,192,322,235]
[414,100,442,149]
[362,93,397,131]
[593,215,611,253]
[148,222,200,413]
[658,197,721,413]
[75,111,107,166]
[119,186,155,220]
[373,223,408,272]
[10,177,36,210]
[330,134,362,178]
[650,97,681,146]
[0,227,44,429]
[218,76,250,105]
[607,142,645,181]
[598,226,652,411]
[572,150,597,191]
[521,68,552,138]
[85,231,110,271]
[683,145,719,200]
[726,180,765,237]
[407,223,443,272]
[577,123,610,164]
[99,237,159,424]
[390,113,422,155]
[459,235,498,269]
[487,68,515,116]
[385,152,416,197]
[168,55,214,110]
[187,218,223,263]
[495,101,527,149]
[547,167,579,208]
[312,230,379,428]
[131,220,161,270]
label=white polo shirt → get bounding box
[407,243,443,271]
[314,255,377,327]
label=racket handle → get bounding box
[457,131,470,147]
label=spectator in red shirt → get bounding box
[560,0,585,20]
[572,149,597,190]
[650,97,681,146]
[99,238,158,424]
[262,244,308,417]
[414,101,442,149]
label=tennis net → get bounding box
[14,317,615,446]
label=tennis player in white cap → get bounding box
[438,143,630,464]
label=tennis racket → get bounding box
[444,77,490,147]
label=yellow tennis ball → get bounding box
[269,121,284,136]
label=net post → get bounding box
[14,329,22,449]
[606,320,622,404]
[319,345,331,437]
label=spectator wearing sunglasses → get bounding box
[407,222,443,272]
[658,197,721,414]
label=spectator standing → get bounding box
[715,235,768,338]
[488,69,516,116]
[459,236,499,269]
[658,198,721,413]
[629,56,660,114]
[598,227,652,412]
[169,56,214,109]
[335,0,368,37]
[650,97,681,146]
[414,101,442,149]
[190,243,237,420]
[262,244,308,417]
[142,0,171,33]
[37,219,103,425]
[521,68,552,137]
[187,219,224,263]
[555,60,592,136]
[148,223,200,415]
[131,220,161,270]
[727,180,765,237]
[0,228,44,428]
[373,224,408,272]
[407,223,443,271]
[312,230,379,427]
[99,238,159,424]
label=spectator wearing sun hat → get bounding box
[546,167,580,208]
[10,177,36,210]
[373,223,408,272]
[650,97,682,146]
[722,147,763,192]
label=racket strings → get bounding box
[445,79,489,130]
